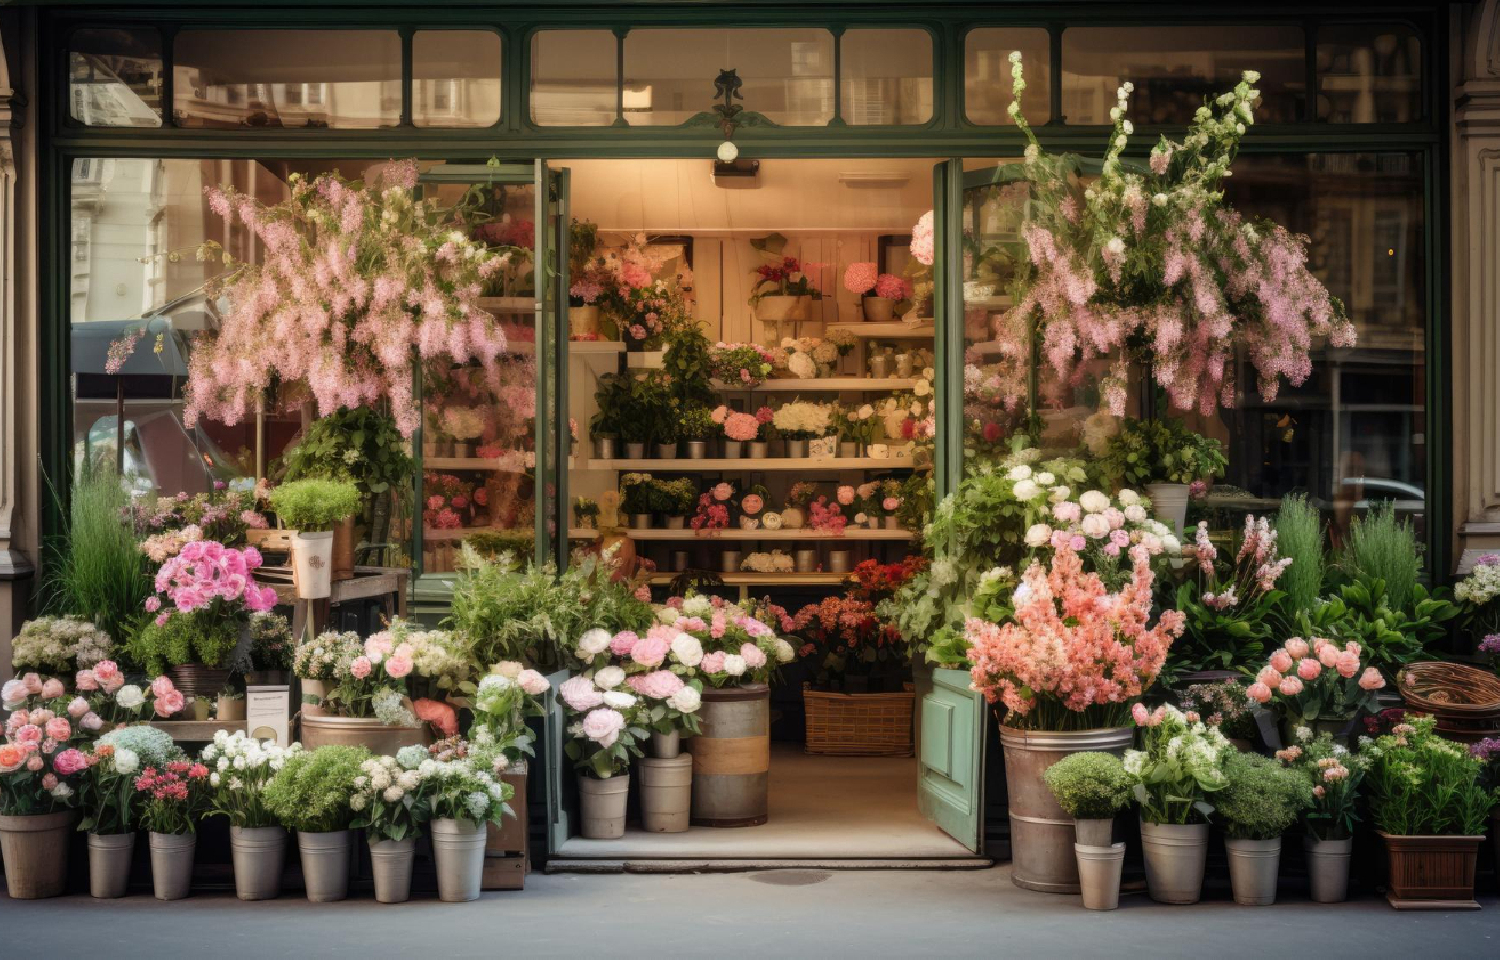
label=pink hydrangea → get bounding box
[843,262,878,295]
[874,273,909,300]
[724,412,759,442]
[628,671,685,700]
[740,643,767,670]
[910,211,935,266]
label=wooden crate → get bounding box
[803,687,915,757]
[482,768,528,891]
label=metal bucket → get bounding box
[296,829,351,902]
[299,714,430,755]
[368,838,415,903]
[691,683,770,827]
[999,724,1133,893]
[87,831,134,899]
[578,773,630,839]
[1304,835,1352,903]
[1140,820,1209,904]
[640,755,694,833]
[1074,842,1125,911]
[651,730,681,759]
[148,831,196,901]
[432,818,487,902]
[1226,837,1281,905]
[230,825,286,900]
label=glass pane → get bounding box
[412,30,502,128]
[174,30,401,128]
[840,28,933,125]
[964,27,1051,126]
[1317,24,1422,123]
[623,28,834,126]
[1062,25,1304,125]
[531,30,618,127]
[69,27,164,127]
[1184,152,1426,541]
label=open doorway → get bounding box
[551,157,980,863]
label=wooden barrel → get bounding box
[299,714,431,755]
[689,683,770,827]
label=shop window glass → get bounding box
[412,30,502,128]
[964,27,1051,126]
[530,30,618,126]
[1317,25,1422,123]
[839,28,933,125]
[173,30,402,129]
[622,28,834,126]
[1061,26,1304,125]
[69,27,164,128]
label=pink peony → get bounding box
[14,724,41,745]
[1316,642,1341,668]
[66,697,89,719]
[1278,676,1304,696]
[40,678,66,699]
[74,670,99,692]
[700,652,727,674]
[1358,667,1385,691]
[837,486,855,506]
[349,656,373,680]
[21,673,43,695]
[385,654,413,679]
[53,748,87,776]
[155,689,185,717]
[1246,682,1272,704]
[81,712,103,731]
[712,483,734,502]
[559,676,604,712]
[627,671,684,700]
[1296,658,1321,681]
[739,643,767,669]
[1285,638,1310,659]
[581,708,626,748]
[610,630,639,657]
[631,632,671,668]
[44,718,71,741]
[1268,650,1293,674]
[150,676,176,699]
[518,670,550,696]
[1335,651,1360,679]
[1255,665,1282,689]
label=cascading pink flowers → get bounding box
[966,541,1183,728]
[149,540,277,626]
[182,159,513,437]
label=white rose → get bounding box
[1007,465,1032,481]
[1024,524,1053,548]
[722,654,747,677]
[763,512,784,531]
[595,666,626,690]
[667,686,702,713]
[1079,490,1110,513]
[115,685,145,710]
[1012,479,1040,501]
[577,629,612,657]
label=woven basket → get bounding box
[803,686,915,757]
[1397,662,1500,743]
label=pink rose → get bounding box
[66,697,89,719]
[41,773,57,791]
[92,660,122,685]
[631,633,671,668]
[26,755,44,771]
[712,483,734,502]
[1285,638,1310,659]
[41,678,66,699]
[837,486,855,506]
[581,707,626,748]
[155,690,185,717]
[14,724,41,745]
[385,654,413,679]
[1358,667,1385,691]
[1278,676,1304,696]
[883,497,900,511]
[150,676,176,699]
[74,670,99,693]
[1335,651,1360,679]
[1269,650,1294,674]
[1296,658,1321,681]
[45,718,72,741]
[53,748,87,777]
[349,656,373,680]
[741,494,764,516]
[1246,682,1272,704]
[740,643,767,669]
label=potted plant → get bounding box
[202,731,301,901]
[557,671,649,839]
[1246,635,1385,747]
[135,756,211,900]
[417,745,514,902]
[568,259,616,339]
[78,725,177,899]
[607,635,705,834]
[842,262,910,322]
[279,405,415,553]
[1123,703,1232,904]
[263,744,372,902]
[771,401,832,459]
[573,496,600,530]
[1364,716,1493,908]
[0,675,91,899]
[749,254,818,322]
[1100,417,1226,537]
[1042,752,1131,910]
[679,405,717,459]
[292,622,449,754]
[1168,517,1290,682]
[1276,728,1369,902]
[1177,678,1259,751]
[652,477,698,531]
[1471,738,1500,875]
[832,403,878,458]
[708,342,775,388]
[470,665,552,864]
[716,406,761,459]
[350,748,431,903]
[268,479,362,599]
[1216,751,1313,905]
[620,472,655,530]
[589,374,629,460]
[247,611,294,686]
[10,615,112,675]
[967,540,1184,894]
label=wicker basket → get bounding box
[803,685,915,757]
[1397,662,1500,743]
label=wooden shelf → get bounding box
[626,527,911,541]
[648,571,848,587]
[825,321,934,339]
[148,719,247,742]
[710,377,917,392]
[593,457,912,472]
[422,527,597,541]
[424,456,572,471]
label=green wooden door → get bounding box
[917,667,986,852]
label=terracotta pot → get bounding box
[298,714,431,755]
[1380,832,1485,907]
[331,515,356,582]
[0,812,75,898]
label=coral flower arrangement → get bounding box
[967,541,1184,729]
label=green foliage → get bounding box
[619,473,655,516]
[268,478,362,532]
[1100,417,1227,487]
[126,608,244,674]
[1274,493,1326,614]
[568,219,598,278]
[1304,580,1457,681]
[262,745,372,833]
[1043,752,1132,819]
[678,405,717,441]
[1365,716,1495,836]
[1340,502,1420,611]
[42,467,151,647]
[279,406,414,496]
[660,322,715,408]
[1169,579,1283,676]
[648,477,698,516]
[1216,752,1313,840]
[590,372,676,444]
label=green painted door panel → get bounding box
[543,667,573,854]
[917,666,985,853]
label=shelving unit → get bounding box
[625,527,912,541]
[710,377,917,392]
[594,457,912,472]
[647,571,848,588]
[824,321,935,339]
[422,527,599,541]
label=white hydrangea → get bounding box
[595,666,626,690]
[577,629,612,657]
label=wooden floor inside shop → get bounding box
[554,744,979,862]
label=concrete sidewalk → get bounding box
[4,865,1496,959]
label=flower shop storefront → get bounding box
[3,0,1484,890]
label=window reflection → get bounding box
[623,28,834,126]
[69,27,164,127]
[412,30,502,128]
[530,30,618,126]
[1317,24,1423,123]
[965,27,1052,126]
[840,29,933,125]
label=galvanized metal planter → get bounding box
[87,831,134,899]
[432,818,487,902]
[368,837,415,903]
[691,682,770,827]
[230,825,286,901]
[148,830,196,901]
[1140,820,1209,904]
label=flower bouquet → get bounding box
[833,403,878,456]
[843,262,911,322]
[790,595,905,693]
[749,256,818,321]
[1276,728,1369,902]
[690,482,736,537]
[201,730,302,900]
[1246,636,1384,745]
[470,663,552,764]
[709,342,775,387]
[657,594,795,689]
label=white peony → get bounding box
[667,686,702,713]
[1007,464,1032,481]
[1012,479,1040,501]
[1024,523,1053,548]
[577,628,612,657]
[113,748,139,775]
[1124,504,1147,523]
[1080,514,1111,539]
[772,638,796,663]
[670,633,704,667]
[722,654,747,677]
[1079,490,1111,513]
[1116,489,1140,507]
[594,666,626,690]
[603,691,637,709]
[682,595,712,617]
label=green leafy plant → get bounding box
[126,608,245,674]
[1168,517,1288,676]
[1043,752,1132,819]
[263,744,373,833]
[661,321,715,408]
[679,405,717,442]
[268,478,362,532]
[1124,704,1232,825]
[1339,502,1420,612]
[42,467,151,646]
[1318,580,1456,681]
[649,477,698,517]
[279,406,414,496]
[619,473,655,516]
[1216,751,1313,840]
[1364,716,1494,836]
[1274,493,1326,614]
[1100,417,1227,487]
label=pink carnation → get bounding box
[155,689,185,717]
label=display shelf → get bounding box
[422,527,598,541]
[647,571,848,587]
[593,457,912,472]
[709,377,917,392]
[148,719,247,742]
[626,527,912,541]
[424,456,573,471]
[824,321,935,339]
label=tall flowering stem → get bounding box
[997,54,1355,417]
[966,541,1183,730]
[184,160,513,437]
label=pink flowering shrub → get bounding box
[996,56,1355,418]
[874,274,910,301]
[1246,636,1384,727]
[0,674,99,815]
[181,160,514,437]
[843,262,878,296]
[967,541,1183,730]
[723,411,760,443]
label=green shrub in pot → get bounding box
[1217,752,1312,841]
[268,479,362,532]
[1043,752,1131,820]
[263,744,372,834]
